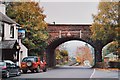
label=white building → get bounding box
[0,3,28,66]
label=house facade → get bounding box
[0,3,28,66]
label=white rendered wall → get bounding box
[18,39,28,66]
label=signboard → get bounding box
[18,29,25,39]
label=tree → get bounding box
[55,48,68,65]
[60,50,68,57]
[107,41,119,53]
[55,49,63,60]
[91,2,119,44]
[106,41,119,61]
[6,2,49,55]
[90,2,119,61]
[75,46,93,65]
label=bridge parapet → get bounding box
[47,30,91,45]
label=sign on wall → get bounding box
[18,29,25,39]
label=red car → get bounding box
[21,56,47,73]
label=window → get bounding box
[22,57,35,62]
[0,62,5,66]
[35,58,38,62]
[10,25,14,38]
[6,63,11,67]
[0,22,4,40]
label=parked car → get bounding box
[21,56,47,73]
[0,60,21,78]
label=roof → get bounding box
[4,60,15,64]
[24,56,39,58]
[0,12,18,24]
[48,23,91,26]
[0,40,17,49]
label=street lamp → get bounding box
[14,44,20,62]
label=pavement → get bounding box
[95,68,119,72]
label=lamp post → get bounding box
[16,44,20,61]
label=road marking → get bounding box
[90,69,95,78]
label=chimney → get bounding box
[0,3,6,15]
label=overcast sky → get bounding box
[40,2,99,24]
[40,2,99,56]
[59,40,94,58]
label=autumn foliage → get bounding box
[75,46,94,65]
[6,2,49,55]
[90,2,119,58]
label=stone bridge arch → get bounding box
[46,24,103,67]
[46,37,96,67]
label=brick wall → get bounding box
[47,24,92,44]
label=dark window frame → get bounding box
[0,22,4,40]
[10,25,14,38]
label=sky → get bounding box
[40,1,98,57]
[63,41,86,57]
[40,2,99,24]
[40,0,100,2]
[59,40,94,58]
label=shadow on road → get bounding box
[54,66,92,69]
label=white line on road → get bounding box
[90,69,95,78]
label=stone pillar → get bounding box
[59,30,61,38]
[93,42,103,68]
[46,48,56,68]
[80,30,82,38]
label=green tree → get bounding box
[60,50,68,57]
[107,41,119,53]
[6,2,49,55]
[90,2,119,58]
[91,2,119,43]
[55,49,63,60]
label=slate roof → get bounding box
[0,12,17,24]
[0,40,17,49]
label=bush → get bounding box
[95,62,109,68]
[109,61,120,68]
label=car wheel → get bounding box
[26,60,32,67]
[6,71,10,78]
[16,70,21,76]
[43,66,47,72]
[31,70,34,73]
[36,66,40,73]
[22,70,27,73]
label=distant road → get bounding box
[4,66,119,80]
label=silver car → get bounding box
[0,60,21,78]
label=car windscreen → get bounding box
[22,57,35,62]
[0,62,6,66]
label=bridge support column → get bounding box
[94,44,103,68]
[46,49,56,68]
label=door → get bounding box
[9,64,19,74]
